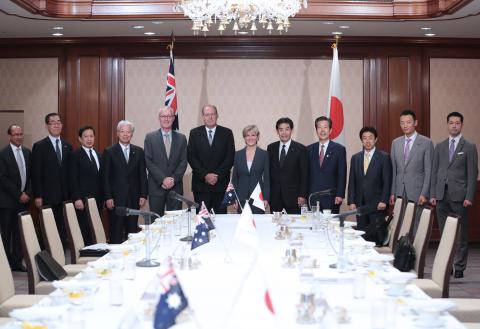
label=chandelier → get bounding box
[176,0,307,35]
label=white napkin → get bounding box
[52,279,98,290]
[82,243,109,250]
[9,305,70,321]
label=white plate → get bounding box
[164,209,188,216]
[379,271,417,283]
[407,299,456,313]
[414,317,445,328]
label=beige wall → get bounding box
[0,58,58,148]
[430,58,480,173]
[126,58,364,204]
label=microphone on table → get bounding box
[115,207,160,219]
[330,205,372,220]
[167,191,199,208]
[308,188,336,209]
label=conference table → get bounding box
[4,213,466,329]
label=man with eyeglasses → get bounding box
[144,107,187,216]
[32,113,73,243]
[188,104,235,213]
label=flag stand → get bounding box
[180,206,195,242]
[137,213,161,267]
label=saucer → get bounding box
[414,317,445,328]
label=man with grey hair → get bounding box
[144,107,187,216]
[188,104,235,213]
[103,120,148,243]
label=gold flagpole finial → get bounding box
[331,34,341,49]
[167,32,175,51]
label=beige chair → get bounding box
[64,202,99,265]
[40,207,86,276]
[462,323,480,329]
[376,197,404,254]
[85,198,107,244]
[412,206,433,278]
[413,216,459,298]
[18,212,56,295]
[0,318,13,326]
[0,235,45,316]
[396,201,415,239]
[446,298,480,323]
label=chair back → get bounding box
[39,207,66,266]
[18,212,42,294]
[412,206,433,278]
[0,235,15,303]
[63,202,85,264]
[387,197,404,249]
[432,215,459,298]
[85,198,106,244]
[397,201,415,240]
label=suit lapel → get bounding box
[448,137,465,168]
[405,137,420,168]
[116,144,129,167]
[7,147,21,183]
[365,150,379,176]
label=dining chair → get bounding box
[412,206,433,278]
[85,198,107,244]
[376,197,404,254]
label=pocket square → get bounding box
[457,152,464,155]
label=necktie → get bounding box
[208,129,213,146]
[55,139,62,164]
[449,139,456,162]
[364,152,370,175]
[403,138,411,163]
[164,134,171,158]
[279,144,286,167]
[89,149,98,171]
[16,148,26,191]
[124,147,129,163]
[319,144,325,167]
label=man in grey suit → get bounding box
[144,106,188,216]
[430,112,478,279]
[390,109,434,234]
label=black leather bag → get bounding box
[363,215,392,246]
[393,235,416,272]
[35,250,68,281]
[79,248,109,257]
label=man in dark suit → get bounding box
[69,126,103,245]
[144,107,187,216]
[187,105,235,214]
[0,125,31,271]
[307,116,346,214]
[267,117,308,214]
[347,127,392,231]
[103,120,148,243]
[430,112,478,279]
[32,113,72,242]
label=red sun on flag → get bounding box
[329,96,344,140]
[264,290,275,314]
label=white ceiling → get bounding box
[1,0,480,38]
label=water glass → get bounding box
[109,278,124,306]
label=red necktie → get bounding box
[319,144,325,167]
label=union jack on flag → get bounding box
[165,48,178,130]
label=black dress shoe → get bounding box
[454,270,464,278]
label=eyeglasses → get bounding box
[48,121,62,126]
[159,115,174,119]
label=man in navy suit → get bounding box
[69,126,103,245]
[103,120,148,243]
[0,125,31,271]
[307,116,346,214]
[188,105,235,214]
[267,117,308,214]
[347,127,392,231]
[32,113,72,242]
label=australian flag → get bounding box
[191,221,210,250]
[165,48,178,130]
[221,182,236,208]
[198,203,215,232]
[154,263,188,329]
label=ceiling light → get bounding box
[144,32,156,36]
[323,21,334,25]
[133,25,144,29]
[421,27,432,30]
[52,26,63,30]
[332,31,343,35]
[176,0,307,35]
[238,31,249,35]
[52,33,63,37]
[151,21,163,25]
[339,25,350,29]
[425,33,436,37]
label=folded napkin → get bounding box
[10,305,70,321]
[82,243,109,251]
[52,280,99,290]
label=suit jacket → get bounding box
[0,145,31,208]
[231,147,270,202]
[144,129,188,197]
[32,136,72,205]
[390,133,433,201]
[267,140,308,210]
[69,147,103,205]
[430,136,478,202]
[347,149,392,211]
[307,141,347,207]
[102,143,148,208]
[187,125,235,193]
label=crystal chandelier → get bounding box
[176,0,307,35]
